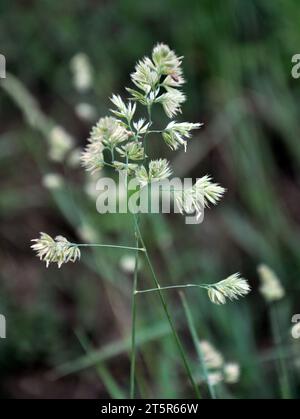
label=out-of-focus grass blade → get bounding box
[75,329,126,399]
[55,321,171,378]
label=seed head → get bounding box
[131,57,159,94]
[31,233,80,268]
[162,121,203,151]
[207,273,251,305]
[110,94,136,122]
[90,116,129,147]
[156,88,186,118]
[133,119,150,136]
[81,141,104,174]
[136,159,172,187]
[174,175,225,220]
[116,141,145,161]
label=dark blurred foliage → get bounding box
[0,0,300,398]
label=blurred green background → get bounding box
[0,0,300,399]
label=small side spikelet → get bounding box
[110,94,136,122]
[81,141,104,174]
[136,159,172,187]
[90,116,129,147]
[162,121,203,151]
[129,43,186,117]
[174,175,225,220]
[31,233,80,268]
[207,273,251,305]
[116,142,145,161]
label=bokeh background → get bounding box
[0,0,300,399]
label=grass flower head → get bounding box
[207,273,251,305]
[31,233,80,268]
[162,121,203,151]
[136,159,172,187]
[174,175,225,220]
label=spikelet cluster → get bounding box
[174,175,225,220]
[136,159,172,187]
[129,43,185,116]
[207,273,251,305]
[80,43,205,196]
[31,233,80,268]
[163,121,203,151]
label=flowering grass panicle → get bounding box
[31,233,80,268]
[80,42,217,227]
[31,43,251,399]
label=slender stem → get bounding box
[72,243,145,252]
[101,161,116,169]
[143,104,152,163]
[269,304,292,399]
[135,284,208,295]
[130,224,139,398]
[134,218,201,398]
[129,104,152,398]
[180,292,216,399]
[147,104,152,127]
[111,147,115,162]
[147,130,164,134]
